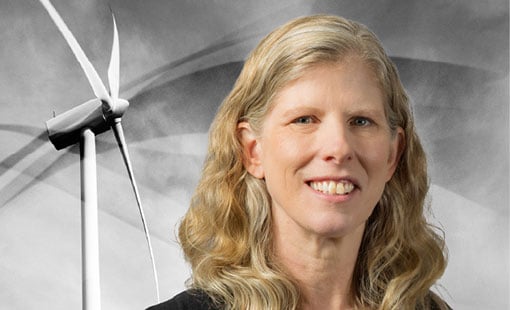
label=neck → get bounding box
[272,222,365,310]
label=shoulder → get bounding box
[146,290,219,310]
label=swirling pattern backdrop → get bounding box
[0,0,508,309]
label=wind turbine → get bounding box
[38,0,159,309]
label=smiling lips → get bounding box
[309,180,355,195]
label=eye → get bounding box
[351,117,372,127]
[292,116,315,125]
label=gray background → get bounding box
[0,0,508,309]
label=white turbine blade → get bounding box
[39,0,110,102]
[107,14,120,101]
[111,119,160,302]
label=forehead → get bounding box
[270,58,385,110]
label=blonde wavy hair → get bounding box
[178,15,447,309]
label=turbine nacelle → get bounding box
[46,97,129,150]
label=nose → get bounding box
[318,119,354,164]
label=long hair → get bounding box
[178,15,447,309]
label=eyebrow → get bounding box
[273,95,387,119]
[345,105,385,115]
[279,105,322,118]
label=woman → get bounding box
[149,15,448,310]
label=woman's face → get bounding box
[240,57,403,239]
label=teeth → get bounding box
[309,180,355,195]
[328,181,335,193]
[336,182,344,194]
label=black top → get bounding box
[146,289,451,309]
[146,290,218,310]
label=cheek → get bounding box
[261,132,312,188]
[264,131,311,164]
[360,140,395,178]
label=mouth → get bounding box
[307,180,356,195]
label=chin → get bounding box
[306,217,365,239]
